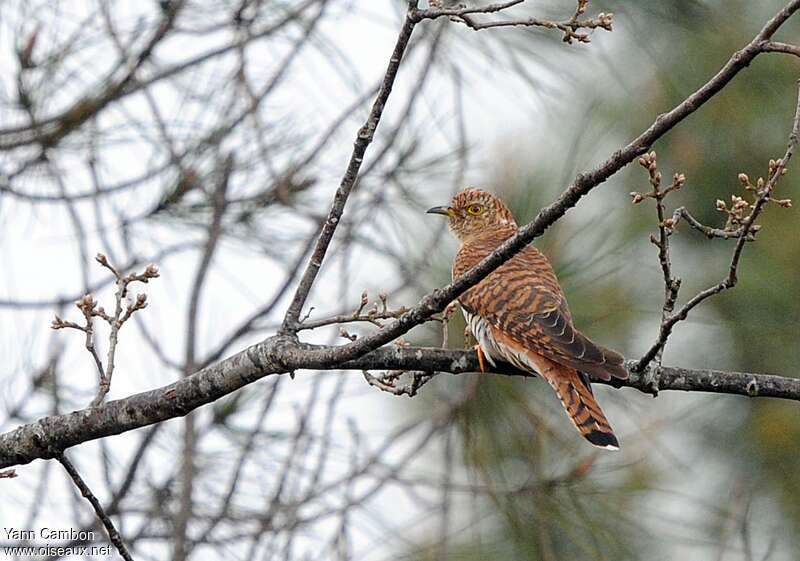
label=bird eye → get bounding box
[466,204,484,216]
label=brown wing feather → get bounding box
[455,235,627,381]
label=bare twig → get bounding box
[281,1,421,331]
[426,0,525,16]
[57,453,134,561]
[629,152,685,387]
[762,40,800,58]
[631,153,685,337]
[173,156,232,561]
[635,80,800,372]
[362,370,436,397]
[296,290,448,331]
[440,301,458,348]
[418,0,614,44]
[669,206,759,241]
[51,257,160,406]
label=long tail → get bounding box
[539,359,619,450]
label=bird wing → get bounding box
[456,244,627,381]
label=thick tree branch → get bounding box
[1,340,799,470]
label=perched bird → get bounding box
[427,188,628,449]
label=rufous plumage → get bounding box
[428,188,627,449]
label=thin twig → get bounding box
[762,40,800,58]
[174,154,233,561]
[635,80,800,371]
[297,290,422,330]
[51,258,159,407]
[417,0,614,44]
[670,207,758,240]
[57,453,134,561]
[425,0,526,17]
[362,369,436,397]
[281,1,421,332]
[629,153,685,387]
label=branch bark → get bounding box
[2,339,799,470]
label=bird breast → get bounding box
[463,309,498,366]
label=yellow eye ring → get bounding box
[466,204,485,216]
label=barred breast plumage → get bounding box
[434,188,628,450]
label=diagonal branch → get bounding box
[281,1,421,331]
[281,0,616,332]
[57,452,134,561]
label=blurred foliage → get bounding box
[409,0,800,559]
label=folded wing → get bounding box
[458,245,627,381]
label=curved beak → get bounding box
[426,205,453,217]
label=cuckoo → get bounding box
[427,188,628,449]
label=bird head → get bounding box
[427,188,517,242]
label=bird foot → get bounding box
[474,344,486,374]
